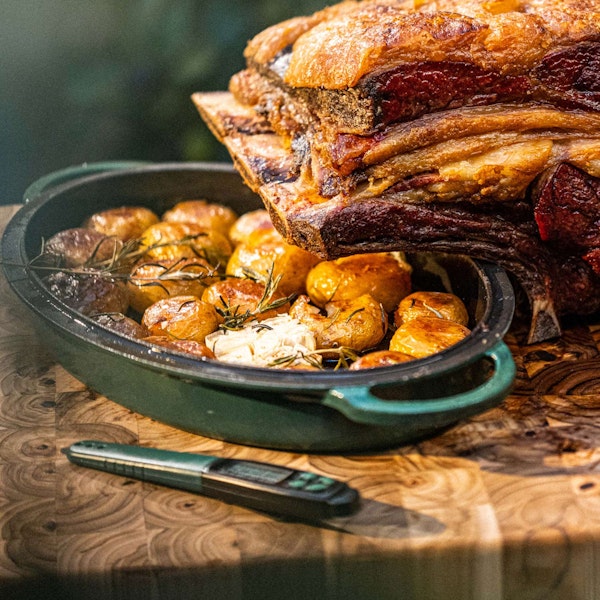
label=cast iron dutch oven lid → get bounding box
[2,162,517,451]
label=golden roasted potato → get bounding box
[127,257,219,313]
[306,253,412,313]
[393,291,469,328]
[161,200,238,239]
[142,295,222,343]
[226,229,320,296]
[142,335,216,360]
[43,228,123,268]
[228,209,274,246]
[289,293,388,352]
[389,316,471,359]
[202,277,291,323]
[349,350,415,370]
[139,221,232,267]
[83,206,159,241]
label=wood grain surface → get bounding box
[1,205,599,600]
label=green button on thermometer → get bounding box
[63,441,360,521]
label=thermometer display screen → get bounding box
[211,460,294,485]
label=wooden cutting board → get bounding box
[1,204,599,600]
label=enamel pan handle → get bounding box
[322,341,515,427]
[23,161,150,203]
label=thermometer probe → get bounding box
[63,440,360,521]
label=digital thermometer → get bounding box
[63,440,360,521]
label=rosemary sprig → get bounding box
[128,258,221,295]
[22,233,222,281]
[216,288,296,331]
[30,237,141,274]
[268,346,359,370]
[322,306,365,330]
[216,264,296,331]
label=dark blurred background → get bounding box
[0,0,327,204]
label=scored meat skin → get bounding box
[246,0,600,90]
[193,0,600,344]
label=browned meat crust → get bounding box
[193,0,600,343]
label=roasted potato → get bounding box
[127,257,219,313]
[43,228,124,268]
[142,295,222,343]
[289,293,388,352]
[394,291,469,328]
[161,200,238,240]
[228,209,274,246]
[389,316,470,359]
[306,253,412,313]
[349,350,415,370]
[83,206,159,241]
[202,277,291,323]
[226,229,320,296]
[139,221,232,267]
[45,271,129,316]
